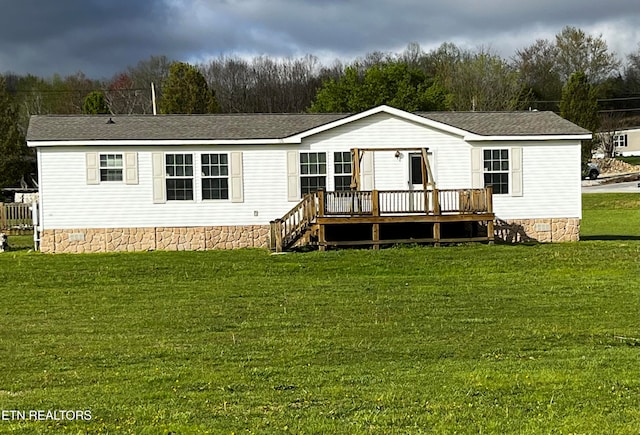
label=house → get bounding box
[26,105,590,253]
[608,127,640,156]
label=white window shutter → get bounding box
[511,147,523,197]
[86,152,99,185]
[361,151,375,190]
[152,152,166,204]
[471,147,483,188]
[287,150,300,201]
[229,151,244,203]
[124,152,138,185]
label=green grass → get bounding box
[0,194,639,434]
[616,156,640,166]
[581,193,640,240]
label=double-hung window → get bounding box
[201,153,229,200]
[614,134,628,148]
[483,149,509,194]
[334,151,352,191]
[300,152,326,195]
[166,154,193,200]
[99,154,123,182]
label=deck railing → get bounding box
[270,193,319,252]
[1,203,33,231]
[323,187,493,216]
[270,187,493,252]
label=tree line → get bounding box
[2,26,640,188]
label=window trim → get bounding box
[614,134,628,148]
[165,153,194,201]
[483,148,510,195]
[99,153,124,182]
[300,152,327,195]
[333,151,352,191]
[201,153,229,201]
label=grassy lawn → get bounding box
[0,195,639,434]
[617,156,640,166]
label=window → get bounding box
[166,154,193,200]
[334,151,352,191]
[410,154,428,186]
[483,149,509,194]
[99,154,123,182]
[201,153,229,200]
[300,152,326,195]
[614,134,628,148]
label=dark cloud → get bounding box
[0,0,638,78]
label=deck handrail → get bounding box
[1,202,33,230]
[270,192,319,252]
[324,188,492,216]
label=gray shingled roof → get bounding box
[27,113,351,141]
[416,111,591,136]
[27,110,589,142]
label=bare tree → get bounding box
[598,112,625,158]
[202,54,325,113]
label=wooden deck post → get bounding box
[317,189,326,251]
[432,188,440,215]
[372,190,379,216]
[270,219,284,252]
[351,148,360,190]
[317,189,325,217]
[485,186,495,244]
[0,204,5,230]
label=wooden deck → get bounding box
[270,187,495,252]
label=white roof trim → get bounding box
[291,105,471,140]
[28,138,300,147]
[464,134,593,142]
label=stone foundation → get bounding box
[40,225,270,254]
[493,218,580,243]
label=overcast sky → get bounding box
[1,0,639,79]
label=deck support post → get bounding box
[486,186,495,244]
[371,189,380,249]
[271,219,284,252]
[317,189,326,251]
[433,222,441,247]
[372,224,380,250]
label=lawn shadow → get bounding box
[580,235,640,241]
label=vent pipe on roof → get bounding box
[106,118,115,124]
